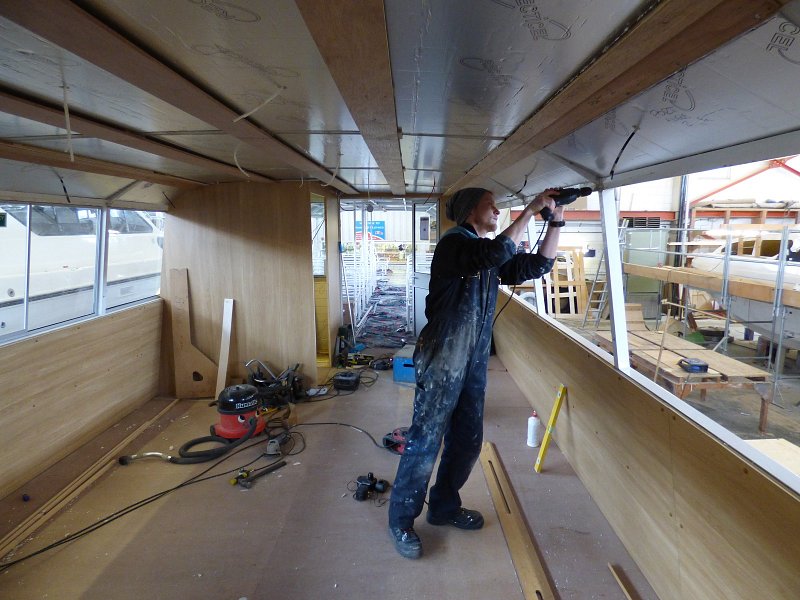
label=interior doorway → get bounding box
[338,198,438,350]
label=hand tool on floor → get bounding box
[237,460,287,489]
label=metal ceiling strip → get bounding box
[599,127,800,190]
[0,89,273,183]
[0,0,358,194]
[0,140,198,188]
[295,0,405,195]
[447,0,791,194]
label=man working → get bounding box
[388,187,564,559]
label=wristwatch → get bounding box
[549,220,566,228]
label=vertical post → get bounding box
[599,189,630,370]
[533,278,546,315]
[94,207,109,316]
[22,204,32,332]
[769,225,790,407]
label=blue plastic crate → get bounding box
[393,344,416,383]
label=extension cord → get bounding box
[306,387,328,397]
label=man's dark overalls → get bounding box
[388,224,554,528]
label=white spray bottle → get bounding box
[527,410,542,448]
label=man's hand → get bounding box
[551,204,565,221]
[527,189,558,219]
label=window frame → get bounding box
[0,201,163,345]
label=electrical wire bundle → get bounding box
[0,404,398,572]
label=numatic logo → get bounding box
[490,0,571,41]
[189,0,261,23]
[765,20,800,65]
[661,68,695,112]
[460,57,522,87]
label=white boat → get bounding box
[688,229,800,349]
[0,204,163,334]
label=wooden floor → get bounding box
[0,354,656,599]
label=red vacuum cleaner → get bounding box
[119,384,268,465]
[212,384,267,439]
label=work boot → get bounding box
[388,525,422,559]
[426,507,484,530]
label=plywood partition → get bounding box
[324,190,342,361]
[0,301,162,499]
[161,182,318,389]
[492,292,800,600]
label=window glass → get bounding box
[27,204,99,328]
[106,209,163,309]
[0,204,28,336]
[311,200,326,276]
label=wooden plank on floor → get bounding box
[608,563,638,600]
[480,442,555,600]
[630,331,704,351]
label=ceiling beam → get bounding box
[0,188,170,210]
[447,0,791,194]
[296,0,406,195]
[0,0,358,194]
[340,193,440,200]
[0,89,273,183]
[0,140,199,188]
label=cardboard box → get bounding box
[393,344,415,383]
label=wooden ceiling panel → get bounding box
[295,0,405,195]
[0,1,357,193]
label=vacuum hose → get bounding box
[119,416,260,466]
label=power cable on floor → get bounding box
[0,416,388,571]
[0,437,284,571]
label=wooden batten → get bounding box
[161,182,318,390]
[0,301,162,499]
[493,292,800,599]
[324,190,342,361]
[623,262,800,309]
[0,140,199,188]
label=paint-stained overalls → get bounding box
[388,224,554,528]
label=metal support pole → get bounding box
[768,226,790,407]
[94,207,109,316]
[22,204,32,332]
[599,189,630,371]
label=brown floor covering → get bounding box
[0,354,657,600]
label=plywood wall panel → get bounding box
[0,301,162,499]
[672,423,800,599]
[493,294,800,599]
[324,192,342,361]
[494,299,681,599]
[162,182,317,388]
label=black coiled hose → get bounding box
[119,417,260,465]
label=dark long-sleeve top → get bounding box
[422,224,555,330]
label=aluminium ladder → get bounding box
[582,219,628,328]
